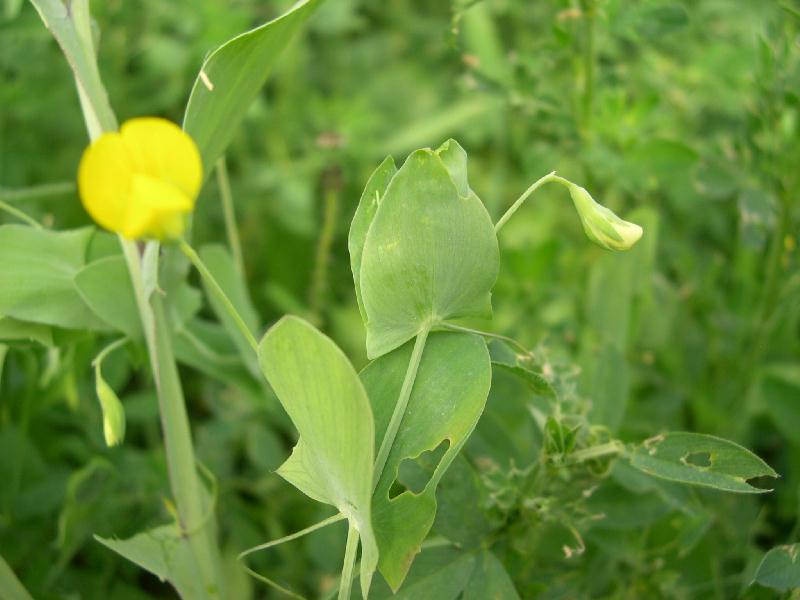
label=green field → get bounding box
[1,1,799,598]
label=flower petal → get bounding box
[120,117,202,201]
[121,174,193,240]
[77,132,134,234]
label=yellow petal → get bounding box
[121,174,193,240]
[120,117,202,201]
[77,132,135,233]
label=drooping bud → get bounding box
[95,365,126,447]
[567,183,643,251]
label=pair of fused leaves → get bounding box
[349,140,500,359]
[258,317,492,595]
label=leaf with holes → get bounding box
[257,316,377,598]
[626,432,777,493]
[183,0,323,173]
[752,544,800,592]
[361,331,491,590]
[355,140,499,359]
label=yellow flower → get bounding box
[78,117,202,240]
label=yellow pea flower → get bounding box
[78,117,202,240]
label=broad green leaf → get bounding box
[366,546,476,600]
[0,317,54,346]
[358,142,499,358]
[361,331,491,590]
[0,225,105,330]
[75,255,140,339]
[0,552,33,600]
[96,525,207,599]
[257,316,377,598]
[348,156,397,323]
[197,244,260,374]
[626,432,777,493]
[183,0,323,173]
[752,544,800,592]
[462,550,520,600]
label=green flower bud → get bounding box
[567,183,643,251]
[95,366,126,447]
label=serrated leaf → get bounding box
[361,331,491,590]
[257,316,377,598]
[626,432,777,493]
[488,340,555,398]
[357,141,499,358]
[183,0,323,173]
[752,544,800,592]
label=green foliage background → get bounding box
[1,0,799,598]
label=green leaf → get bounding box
[75,255,141,339]
[357,141,499,358]
[0,225,105,330]
[366,546,476,600]
[0,552,33,600]
[361,331,491,590]
[96,525,208,599]
[257,316,377,598]
[348,156,397,323]
[752,544,800,592]
[462,550,520,600]
[626,432,778,493]
[488,340,555,398]
[0,317,54,346]
[183,0,323,173]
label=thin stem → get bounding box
[310,183,340,324]
[438,322,532,357]
[337,525,359,600]
[0,200,42,229]
[239,514,346,559]
[215,156,244,277]
[241,566,307,600]
[373,327,430,487]
[580,0,596,136]
[568,440,624,464]
[91,336,129,368]
[178,239,258,352]
[494,171,557,233]
[0,182,75,203]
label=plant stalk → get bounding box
[337,525,359,600]
[494,171,558,232]
[310,177,341,324]
[178,239,258,352]
[373,326,430,487]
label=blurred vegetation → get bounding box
[1,0,799,598]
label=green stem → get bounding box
[0,182,75,203]
[0,200,42,229]
[438,322,532,357]
[568,440,624,464]
[178,239,258,352]
[494,171,558,232]
[91,336,129,367]
[239,514,346,559]
[337,525,359,600]
[580,0,596,137]
[310,184,340,324]
[215,156,244,277]
[373,326,430,487]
